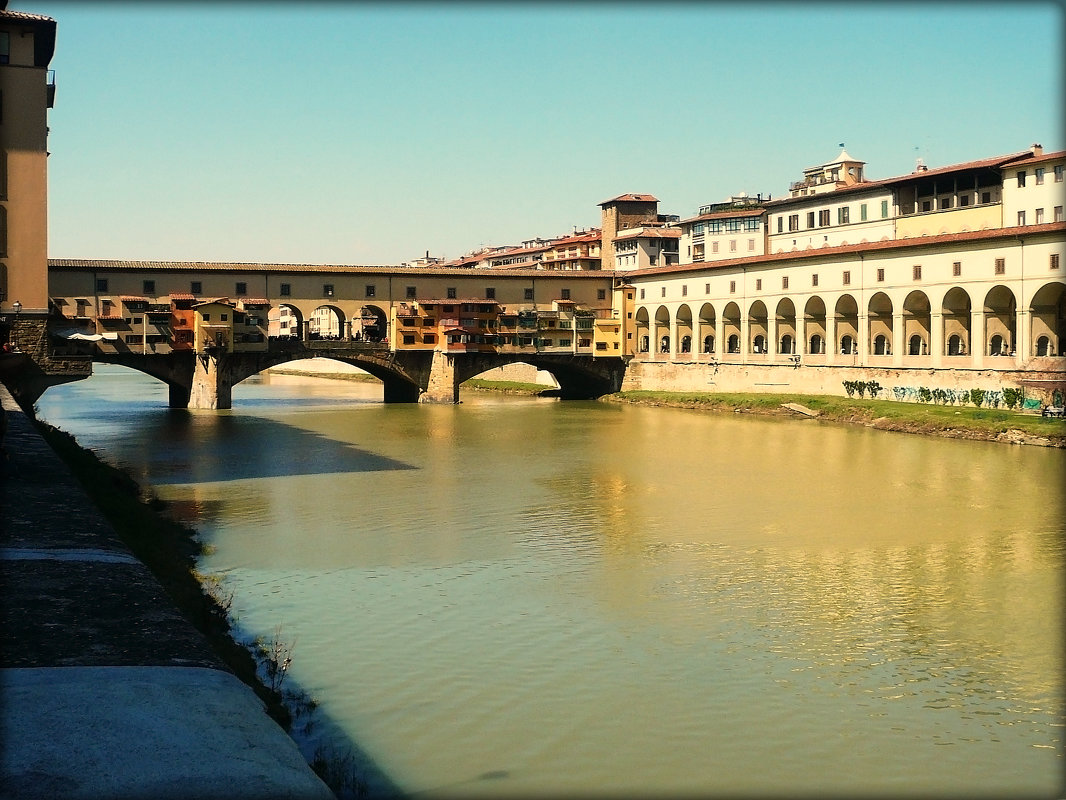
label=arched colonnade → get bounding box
[633,281,1066,368]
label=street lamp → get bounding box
[12,301,21,317]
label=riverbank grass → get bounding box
[608,390,1066,446]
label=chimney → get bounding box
[1031,143,1043,156]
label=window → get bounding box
[838,207,850,225]
[640,288,645,299]
[981,191,992,204]
[485,287,496,300]
[661,287,666,298]
[191,281,202,294]
[143,280,155,294]
[788,214,799,232]
[403,334,415,345]
[842,271,851,286]
[995,258,1006,275]
[1017,211,1026,226]
[959,194,971,207]
[524,288,534,300]
[1056,206,1064,222]
[748,239,755,251]
[1036,167,1045,185]
[424,334,436,344]
[1056,165,1063,182]
[781,276,788,289]
[323,284,334,297]
[860,204,868,221]
[365,285,375,298]
[819,209,831,227]
[881,200,889,218]
[922,200,932,212]
[704,283,710,293]
[729,280,736,293]
[220,314,228,322]
[1051,254,1060,270]
[202,314,211,322]
[406,286,416,299]
[877,268,885,282]
[561,289,571,300]
[96,278,109,292]
[682,285,688,297]
[279,283,291,297]
[725,219,741,233]
[447,287,457,299]
[807,212,816,228]
[811,274,818,287]
[712,242,719,253]
[912,265,922,280]
[1017,170,1026,188]
[953,261,961,276]
[777,217,784,233]
[0,32,9,65]
[755,279,762,291]
[235,282,247,295]
[729,240,737,252]
[597,289,606,300]
[1036,208,1045,224]
[125,335,139,345]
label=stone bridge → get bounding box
[92,340,627,409]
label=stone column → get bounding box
[421,349,459,403]
[826,313,837,365]
[857,312,869,365]
[715,316,725,358]
[892,311,904,367]
[740,316,750,364]
[930,312,944,368]
[1017,308,1031,363]
[796,313,805,356]
[767,314,778,359]
[970,308,985,369]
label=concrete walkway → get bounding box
[0,384,333,800]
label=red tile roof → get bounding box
[599,193,659,206]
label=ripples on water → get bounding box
[36,366,1065,798]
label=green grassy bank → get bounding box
[603,390,1066,447]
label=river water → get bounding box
[36,364,1065,798]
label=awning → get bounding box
[50,328,119,341]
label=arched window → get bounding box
[909,334,925,355]
[703,334,715,354]
[809,334,822,354]
[728,334,740,353]
[947,334,963,355]
[639,335,649,353]
[989,334,1005,356]
[680,335,691,353]
[1036,336,1051,356]
[874,334,889,355]
[840,334,854,354]
[779,334,793,354]
[752,334,766,353]
[660,335,670,353]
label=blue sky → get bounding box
[33,1,1066,265]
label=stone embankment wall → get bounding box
[623,359,1066,404]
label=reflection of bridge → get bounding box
[93,339,627,409]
